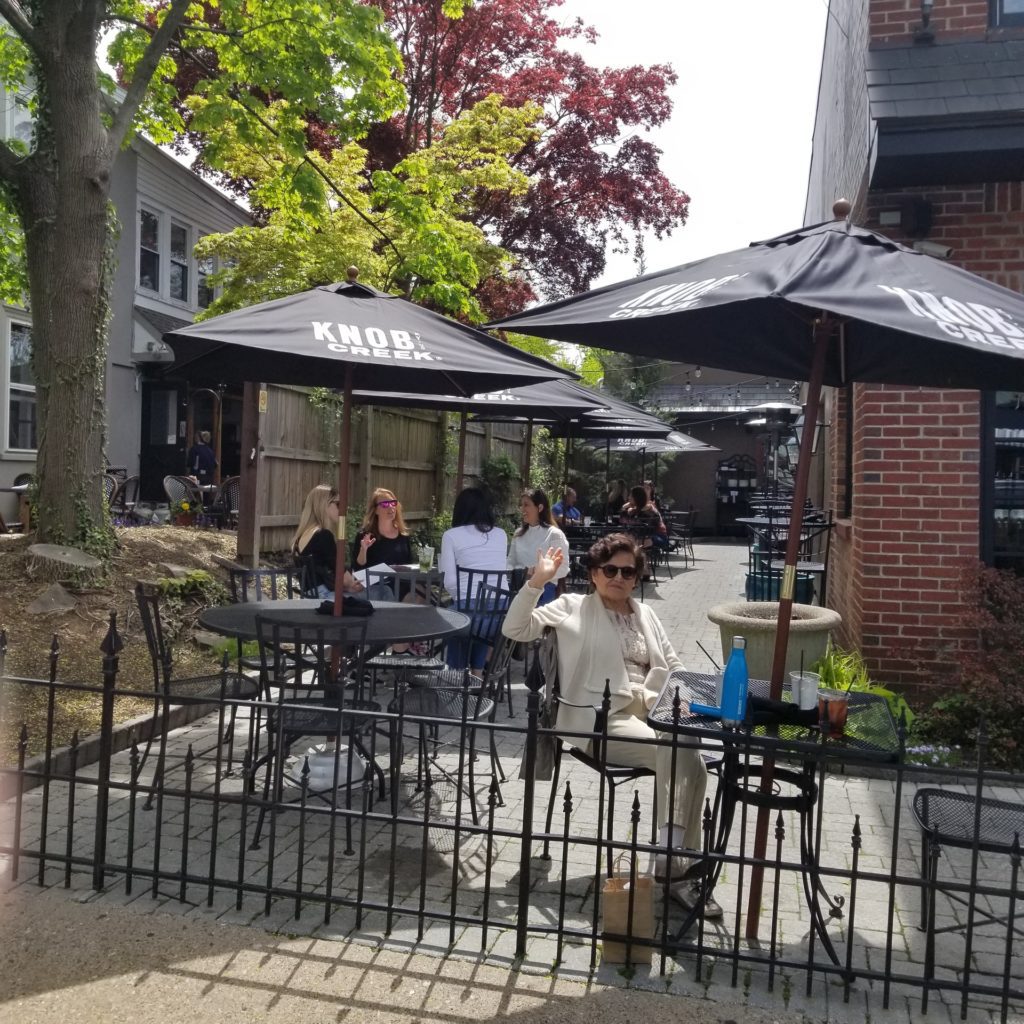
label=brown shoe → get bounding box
[669,880,724,919]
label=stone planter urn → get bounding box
[707,601,842,680]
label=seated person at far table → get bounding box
[292,484,366,602]
[351,487,413,602]
[502,534,722,918]
[552,487,582,528]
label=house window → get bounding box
[197,253,214,309]
[992,0,1024,26]
[169,222,189,302]
[7,320,36,451]
[139,208,160,292]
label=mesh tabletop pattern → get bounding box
[913,787,1024,851]
[200,600,469,645]
[648,671,901,765]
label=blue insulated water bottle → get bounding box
[720,636,749,727]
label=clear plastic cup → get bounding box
[789,670,821,710]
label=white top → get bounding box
[507,523,570,580]
[439,524,509,602]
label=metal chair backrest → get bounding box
[163,474,203,509]
[229,566,303,603]
[292,552,320,598]
[111,475,140,515]
[103,473,118,506]
[133,581,172,691]
[219,475,241,520]
[454,565,512,609]
[255,612,370,705]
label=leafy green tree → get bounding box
[0,0,413,547]
[196,94,541,321]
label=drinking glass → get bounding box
[417,545,434,572]
[817,687,849,738]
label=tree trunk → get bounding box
[19,10,115,548]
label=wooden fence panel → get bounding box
[240,388,528,556]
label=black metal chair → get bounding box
[251,612,382,853]
[133,582,258,803]
[110,474,140,522]
[215,475,241,529]
[449,566,513,669]
[163,474,204,521]
[102,473,118,507]
[534,630,658,875]
[913,787,1024,938]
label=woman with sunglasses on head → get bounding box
[507,488,569,605]
[292,484,365,600]
[352,487,413,602]
[501,532,721,917]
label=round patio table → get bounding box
[198,599,469,645]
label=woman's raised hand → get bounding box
[529,546,563,588]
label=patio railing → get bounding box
[1,617,1022,1020]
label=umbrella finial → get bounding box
[833,199,852,221]
[346,266,359,281]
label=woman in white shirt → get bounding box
[507,488,569,605]
[439,486,509,670]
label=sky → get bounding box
[555,0,829,287]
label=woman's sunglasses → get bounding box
[597,564,638,580]
[377,499,398,508]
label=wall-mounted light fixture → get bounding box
[915,0,935,43]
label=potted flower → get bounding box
[170,497,195,526]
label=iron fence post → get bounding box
[93,613,122,891]
[515,645,542,959]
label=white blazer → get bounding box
[502,585,683,739]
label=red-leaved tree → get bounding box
[365,0,690,314]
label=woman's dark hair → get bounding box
[451,486,495,532]
[515,488,555,537]
[629,485,648,508]
[586,532,644,575]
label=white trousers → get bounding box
[597,689,708,847]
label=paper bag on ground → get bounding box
[602,871,654,964]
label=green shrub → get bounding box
[909,564,1024,770]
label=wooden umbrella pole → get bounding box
[744,315,833,940]
[332,363,354,618]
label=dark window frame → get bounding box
[992,0,1024,27]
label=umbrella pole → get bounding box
[333,365,354,618]
[524,419,534,487]
[605,439,610,494]
[744,315,832,940]
[456,411,467,491]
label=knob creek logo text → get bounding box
[313,322,439,360]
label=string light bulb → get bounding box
[685,372,692,393]
[694,366,703,378]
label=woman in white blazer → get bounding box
[502,533,717,913]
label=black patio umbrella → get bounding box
[491,204,1024,934]
[588,431,718,486]
[163,273,571,608]
[492,208,1024,687]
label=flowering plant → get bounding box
[169,497,193,518]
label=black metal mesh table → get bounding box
[199,600,470,646]
[648,670,901,963]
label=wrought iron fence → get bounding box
[1,617,1022,1021]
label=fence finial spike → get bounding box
[100,610,123,656]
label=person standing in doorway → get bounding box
[187,430,217,487]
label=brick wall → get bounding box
[870,0,991,44]
[825,180,1024,694]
